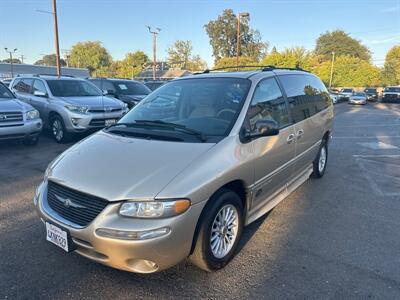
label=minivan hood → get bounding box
[47,131,215,201]
[56,96,123,107]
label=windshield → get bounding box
[117,77,251,140]
[47,80,102,97]
[385,87,400,93]
[365,88,376,93]
[114,81,151,95]
[353,92,365,97]
[342,89,353,93]
[0,83,14,99]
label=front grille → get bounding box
[47,181,109,227]
[89,119,106,126]
[88,108,122,113]
[0,111,23,123]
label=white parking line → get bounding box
[353,154,400,158]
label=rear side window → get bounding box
[247,77,290,130]
[279,75,330,123]
[13,78,33,94]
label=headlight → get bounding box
[119,199,191,218]
[26,109,40,120]
[65,104,89,114]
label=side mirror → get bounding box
[241,119,280,142]
[33,90,47,98]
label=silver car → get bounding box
[10,75,128,143]
[339,88,354,101]
[34,68,334,273]
[348,92,367,105]
[0,82,42,145]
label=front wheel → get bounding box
[312,141,328,178]
[50,115,71,143]
[189,189,244,272]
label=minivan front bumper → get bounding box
[34,181,205,273]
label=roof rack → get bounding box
[195,65,309,75]
[16,73,75,78]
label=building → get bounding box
[0,63,89,79]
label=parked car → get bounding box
[339,88,354,101]
[33,68,333,273]
[10,75,128,143]
[89,78,151,109]
[382,86,400,103]
[330,93,338,104]
[144,80,166,91]
[364,88,378,101]
[0,82,42,145]
[1,78,13,87]
[348,92,367,105]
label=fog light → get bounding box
[95,227,170,240]
[71,118,79,126]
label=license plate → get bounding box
[105,119,117,126]
[46,222,69,252]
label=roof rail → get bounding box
[194,65,309,74]
[17,73,76,78]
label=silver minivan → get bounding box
[10,75,128,143]
[34,68,334,273]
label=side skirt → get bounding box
[245,165,313,226]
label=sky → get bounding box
[0,0,399,68]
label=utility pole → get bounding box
[52,0,61,77]
[4,48,17,77]
[236,12,249,70]
[37,0,61,77]
[146,26,161,80]
[329,51,335,89]
[20,55,25,64]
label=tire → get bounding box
[312,141,328,178]
[189,189,244,272]
[23,136,39,146]
[50,115,71,143]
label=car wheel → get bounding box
[312,141,328,178]
[189,189,244,272]
[50,115,70,143]
[23,136,39,146]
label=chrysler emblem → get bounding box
[55,194,86,209]
[0,114,6,120]
[105,107,112,112]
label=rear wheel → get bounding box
[50,115,71,143]
[312,141,328,178]
[189,189,244,272]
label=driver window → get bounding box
[247,78,290,131]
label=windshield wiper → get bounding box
[134,120,206,142]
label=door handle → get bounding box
[287,134,295,144]
[296,129,304,139]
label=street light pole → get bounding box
[236,12,249,70]
[329,51,335,89]
[52,0,61,77]
[146,26,161,80]
[4,48,17,78]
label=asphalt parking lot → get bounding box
[1,102,400,299]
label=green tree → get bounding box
[115,51,149,79]
[214,56,259,70]
[315,30,371,61]
[381,45,400,86]
[204,9,267,62]
[313,55,380,87]
[2,58,21,64]
[261,47,317,70]
[167,40,207,71]
[34,54,66,67]
[167,40,192,69]
[68,41,112,74]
